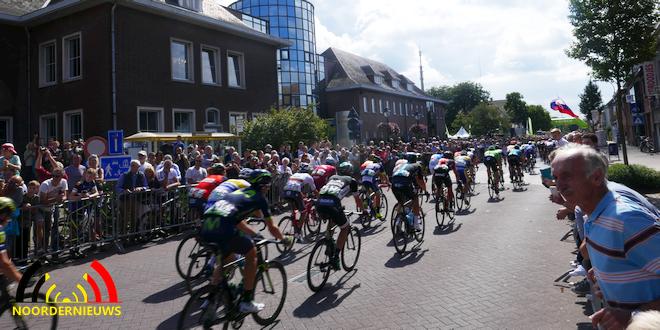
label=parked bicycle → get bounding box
[640,136,656,153]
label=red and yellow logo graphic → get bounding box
[14,260,122,317]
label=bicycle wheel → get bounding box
[455,188,464,211]
[378,192,389,220]
[178,285,226,330]
[304,209,321,237]
[176,232,202,279]
[435,196,445,227]
[0,293,58,330]
[306,239,332,292]
[185,247,213,294]
[392,214,408,255]
[415,214,425,243]
[341,227,361,272]
[487,177,494,199]
[252,261,287,326]
[277,216,295,253]
[390,203,399,235]
[358,192,372,228]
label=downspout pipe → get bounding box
[25,27,31,144]
[111,2,117,130]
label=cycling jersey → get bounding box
[391,162,423,203]
[311,165,336,190]
[508,149,523,157]
[360,161,384,192]
[0,224,5,253]
[188,175,226,200]
[455,155,470,170]
[284,172,316,193]
[428,154,443,174]
[316,175,358,228]
[483,150,502,168]
[206,179,251,210]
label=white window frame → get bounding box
[39,113,58,142]
[172,108,196,133]
[63,109,83,141]
[399,102,403,116]
[227,50,246,89]
[200,44,221,86]
[137,107,165,132]
[386,100,390,115]
[62,32,82,82]
[363,97,368,113]
[371,98,375,113]
[170,38,194,83]
[228,112,247,134]
[0,117,13,143]
[39,39,57,87]
[205,107,220,125]
[379,99,383,113]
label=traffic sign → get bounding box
[84,136,108,157]
[107,130,124,155]
[100,155,131,181]
[632,114,644,126]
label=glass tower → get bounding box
[229,0,319,109]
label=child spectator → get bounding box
[22,181,44,256]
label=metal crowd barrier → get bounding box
[266,172,290,213]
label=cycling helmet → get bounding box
[238,168,254,180]
[460,150,468,156]
[208,163,225,175]
[369,154,382,163]
[442,151,454,159]
[325,157,337,166]
[514,145,521,150]
[403,152,418,163]
[488,145,496,151]
[338,162,352,175]
[298,162,311,173]
[246,169,272,186]
[0,197,16,216]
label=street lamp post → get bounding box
[414,111,420,138]
[383,107,390,141]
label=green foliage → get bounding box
[608,164,660,194]
[468,103,510,136]
[240,107,329,151]
[578,80,603,121]
[504,92,528,125]
[450,112,471,133]
[567,0,658,88]
[427,82,490,128]
[527,105,552,132]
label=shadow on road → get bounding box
[156,310,181,330]
[433,222,462,236]
[292,270,360,318]
[576,322,593,330]
[487,196,505,203]
[143,280,189,304]
[359,224,387,238]
[456,208,476,216]
[276,243,314,266]
[384,248,428,268]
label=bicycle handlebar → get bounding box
[246,217,267,231]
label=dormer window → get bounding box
[407,83,414,92]
[374,75,384,85]
[167,0,202,12]
[392,79,400,89]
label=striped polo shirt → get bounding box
[584,190,660,310]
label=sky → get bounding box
[223,0,611,119]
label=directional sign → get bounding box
[100,155,131,181]
[630,103,640,113]
[107,130,124,155]
[632,113,644,126]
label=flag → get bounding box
[550,98,578,118]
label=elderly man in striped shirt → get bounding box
[552,145,659,330]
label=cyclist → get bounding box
[428,150,443,176]
[188,163,227,218]
[200,169,292,313]
[523,141,536,166]
[282,163,318,241]
[311,161,337,191]
[454,151,471,205]
[507,145,524,183]
[205,168,253,210]
[432,156,453,210]
[0,197,21,283]
[316,162,361,270]
[391,154,428,231]
[437,151,457,205]
[359,155,389,220]
[483,146,503,193]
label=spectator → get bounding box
[581,133,598,149]
[22,141,37,182]
[224,146,235,164]
[0,143,21,180]
[185,155,207,185]
[64,154,86,191]
[147,152,157,167]
[157,160,180,190]
[279,158,292,176]
[69,168,100,255]
[116,160,147,236]
[156,155,181,179]
[61,142,75,167]
[35,149,66,183]
[143,165,160,189]
[137,151,150,173]
[39,167,67,259]
[551,145,660,329]
[201,146,218,168]
[173,147,190,173]
[21,180,44,255]
[550,128,569,148]
[87,154,105,185]
[3,175,25,260]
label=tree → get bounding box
[240,107,330,151]
[468,103,510,136]
[526,105,553,132]
[504,92,528,126]
[578,80,603,121]
[449,112,471,133]
[567,0,658,164]
[427,82,490,128]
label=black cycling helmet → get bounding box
[298,162,311,173]
[247,169,272,186]
[338,162,352,175]
[442,151,454,159]
[368,154,382,163]
[0,197,16,217]
[238,168,254,180]
[488,145,496,151]
[403,152,418,163]
[514,145,520,150]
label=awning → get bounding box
[124,132,239,142]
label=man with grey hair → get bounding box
[116,160,148,236]
[551,145,660,329]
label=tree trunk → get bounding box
[615,81,629,165]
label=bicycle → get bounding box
[640,136,656,153]
[178,220,287,329]
[391,195,426,255]
[357,184,388,229]
[510,164,524,190]
[306,211,361,292]
[433,181,455,228]
[486,167,501,199]
[0,262,58,329]
[175,229,203,280]
[278,196,322,247]
[455,180,471,212]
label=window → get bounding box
[379,99,383,113]
[374,75,383,85]
[62,33,82,82]
[40,114,58,142]
[206,108,220,125]
[393,80,400,89]
[39,40,56,87]
[280,49,289,60]
[63,110,83,141]
[137,107,164,132]
[386,101,390,115]
[371,98,375,113]
[173,109,195,132]
[407,84,414,92]
[201,46,220,85]
[171,39,193,82]
[0,117,13,143]
[399,102,403,115]
[178,0,201,11]
[227,51,245,88]
[363,97,368,113]
[229,112,246,134]
[405,103,408,117]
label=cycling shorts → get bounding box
[315,196,348,228]
[456,168,467,184]
[361,180,380,194]
[200,217,254,256]
[391,177,416,203]
[282,190,304,211]
[432,173,452,192]
[484,156,497,168]
[508,155,520,166]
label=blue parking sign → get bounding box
[100,155,132,181]
[107,130,124,155]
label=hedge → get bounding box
[608,164,660,194]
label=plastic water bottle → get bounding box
[405,210,414,226]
